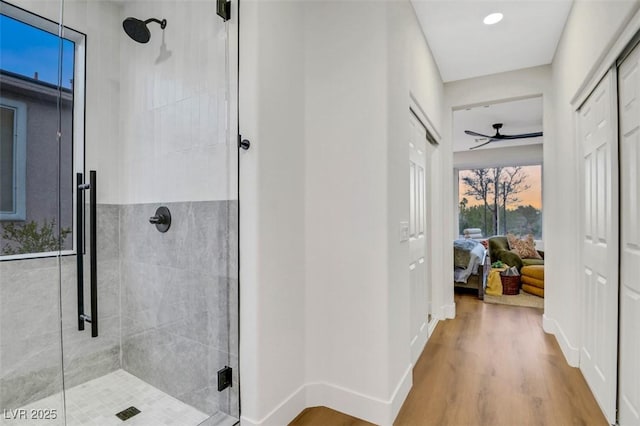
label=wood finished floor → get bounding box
[289,292,608,426]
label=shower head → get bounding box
[122,17,167,44]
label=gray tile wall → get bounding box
[0,204,121,409]
[61,204,122,389]
[0,257,65,409]
[0,201,239,418]
[120,201,238,418]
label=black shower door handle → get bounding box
[76,173,86,331]
[76,171,98,338]
[89,171,98,337]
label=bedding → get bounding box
[453,239,489,300]
[453,239,486,283]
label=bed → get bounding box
[453,239,489,299]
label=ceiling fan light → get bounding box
[483,13,503,25]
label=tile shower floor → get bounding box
[2,370,237,426]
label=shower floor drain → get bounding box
[115,406,141,421]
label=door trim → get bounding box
[571,5,640,109]
[409,93,440,144]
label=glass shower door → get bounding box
[57,1,239,425]
[1,0,67,424]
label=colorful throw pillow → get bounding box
[506,233,542,259]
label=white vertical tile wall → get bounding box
[119,1,232,204]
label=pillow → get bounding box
[506,233,542,259]
[463,228,482,235]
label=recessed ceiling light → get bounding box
[483,13,503,25]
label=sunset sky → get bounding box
[459,165,542,209]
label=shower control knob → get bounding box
[149,215,166,224]
[239,139,251,150]
[149,206,171,233]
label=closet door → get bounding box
[577,69,619,425]
[618,43,640,426]
[409,112,429,364]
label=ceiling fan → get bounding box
[464,123,542,150]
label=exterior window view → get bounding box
[458,165,542,239]
[0,13,75,256]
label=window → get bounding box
[0,2,85,258]
[0,98,26,221]
[458,165,542,239]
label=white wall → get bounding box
[548,0,639,365]
[239,1,307,424]
[453,144,543,170]
[11,0,61,22]
[303,0,390,409]
[72,1,123,204]
[240,0,444,424]
[386,1,445,410]
[118,1,232,204]
[444,65,552,317]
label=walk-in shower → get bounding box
[0,1,238,425]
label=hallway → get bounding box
[291,293,608,425]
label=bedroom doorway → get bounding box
[452,96,545,307]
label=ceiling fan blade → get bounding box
[499,132,543,140]
[465,130,492,138]
[469,140,493,150]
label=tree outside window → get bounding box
[458,165,542,239]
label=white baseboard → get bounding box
[390,364,413,423]
[242,366,413,426]
[307,365,413,426]
[443,302,456,319]
[410,321,429,365]
[240,384,306,426]
[541,313,555,334]
[427,317,439,337]
[542,314,580,367]
[410,317,440,365]
[305,382,389,425]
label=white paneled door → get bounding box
[618,44,640,426]
[409,112,431,364]
[577,69,619,424]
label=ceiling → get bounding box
[411,0,573,82]
[452,97,543,152]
